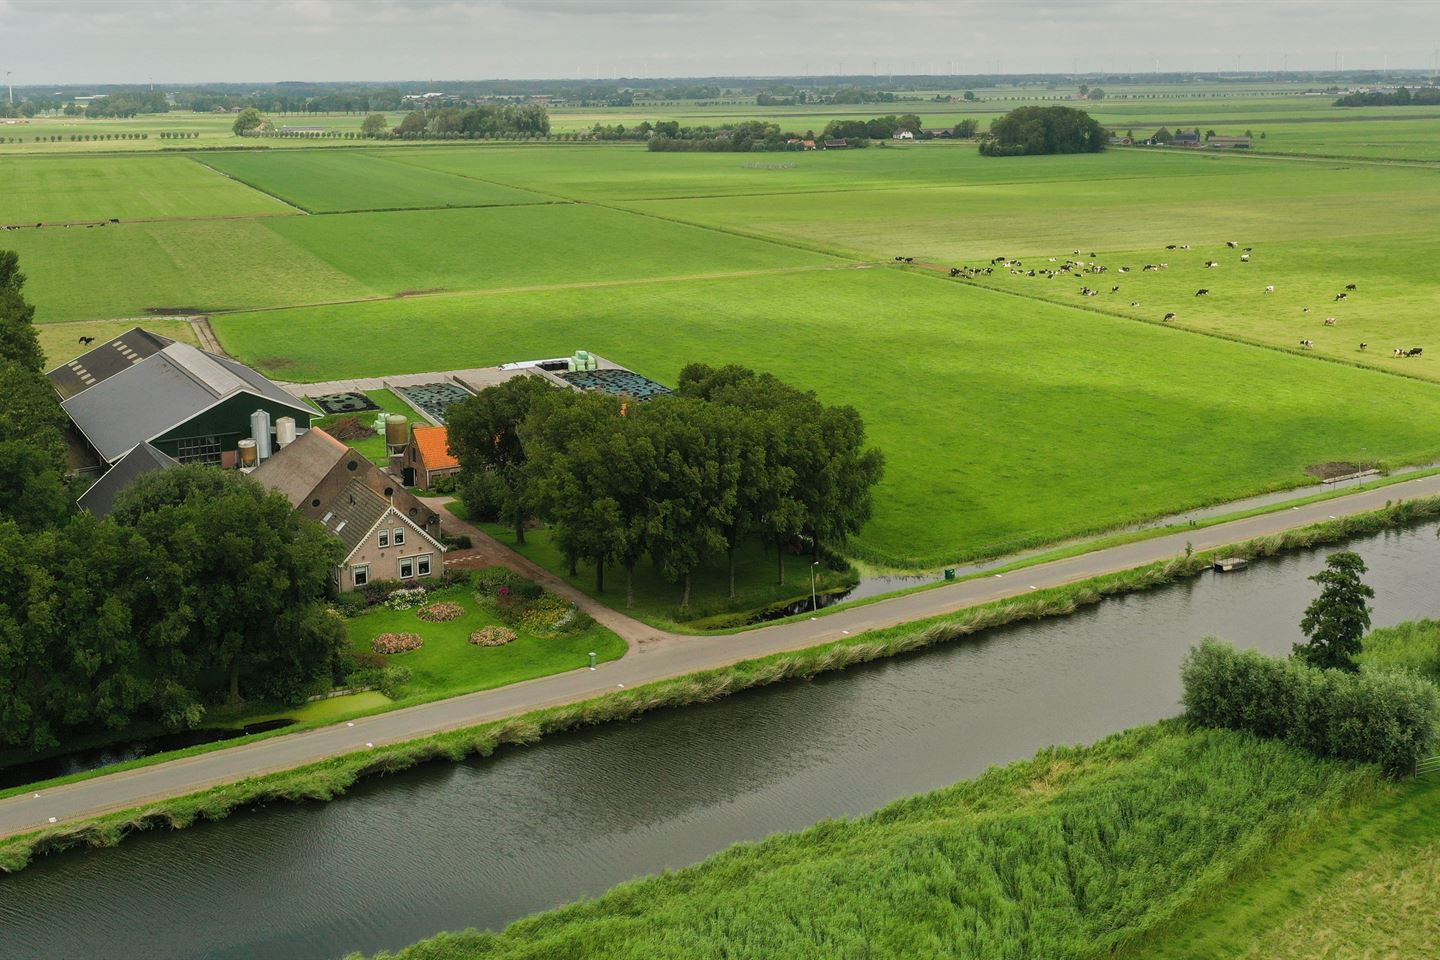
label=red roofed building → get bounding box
[403,424,461,489]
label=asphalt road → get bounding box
[3,474,1438,840]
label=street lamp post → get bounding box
[811,560,819,612]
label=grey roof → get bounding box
[322,480,391,555]
[47,327,173,400]
[76,442,178,518]
[60,341,311,464]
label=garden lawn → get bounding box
[474,520,857,630]
[346,588,625,702]
[214,267,1440,568]
[312,389,417,466]
[365,723,1379,960]
[0,154,293,224]
[199,150,553,213]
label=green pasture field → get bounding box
[212,268,1440,568]
[364,723,1378,960]
[198,150,553,212]
[0,154,294,224]
[264,202,841,294]
[345,585,625,703]
[4,216,376,321]
[473,520,858,630]
[37,317,198,369]
[613,149,1440,380]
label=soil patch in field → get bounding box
[395,288,447,298]
[326,416,377,442]
[1305,461,1369,480]
[145,306,207,315]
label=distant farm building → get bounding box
[1172,131,1202,146]
[892,129,915,140]
[1208,135,1252,149]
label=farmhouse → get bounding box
[892,129,915,140]
[1208,135,1252,149]
[251,427,445,590]
[52,327,314,506]
[1173,131,1201,146]
[402,424,461,489]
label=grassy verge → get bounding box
[2,496,1437,872]
[356,723,1379,959]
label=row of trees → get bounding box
[1335,86,1440,107]
[447,365,885,610]
[0,252,347,751]
[979,106,1107,156]
[391,104,550,138]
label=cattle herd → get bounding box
[914,240,1425,361]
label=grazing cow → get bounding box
[903,257,914,263]
[1395,348,1406,357]
[894,256,904,262]
[1335,292,1348,301]
[1111,285,1120,293]
[1165,244,1177,250]
[1162,312,1176,321]
[1407,347,1424,357]
[1118,266,1130,273]
[949,267,961,277]
[77,336,96,345]
[1181,244,1191,250]
[1240,254,1250,262]
[1195,288,1210,296]
[1243,247,1253,252]
[1360,342,1368,351]
[1130,301,1140,307]
[1324,317,1337,326]
[1345,283,1357,291]
[1264,285,1275,294]
[1226,241,1238,248]
[1300,339,1314,349]
[1205,261,1219,268]
[1303,307,1311,313]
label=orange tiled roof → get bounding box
[412,424,459,470]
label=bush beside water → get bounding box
[1182,639,1440,776]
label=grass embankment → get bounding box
[2,496,1435,873]
[357,723,1379,960]
[1357,618,1440,685]
[473,519,857,630]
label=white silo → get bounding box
[250,409,273,460]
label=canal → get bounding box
[2,524,1437,959]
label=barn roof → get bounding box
[410,424,459,471]
[76,442,178,518]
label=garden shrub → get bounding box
[372,632,424,655]
[1181,638,1440,775]
[385,587,428,612]
[473,565,529,596]
[378,665,412,699]
[417,602,463,623]
[469,626,517,647]
[332,592,368,618]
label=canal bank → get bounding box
[2,514,1438,959]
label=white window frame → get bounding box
[378,529,389,548]
[393,527,406,546]
[416,554,432,577]
[399,556,414,579]
[351,564,369,587]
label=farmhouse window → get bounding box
[417,555,432,577]
[352,564,369,587]
[393,527,406,546]
[378,530,389,548]
[399,557,413,579]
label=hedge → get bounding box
[1181,638,1439,775]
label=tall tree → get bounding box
[231,107,263,135]
[1295,551,1374,671]
[360,112,389,136]
[447,375,555,544]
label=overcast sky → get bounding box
[2,0,1438,86]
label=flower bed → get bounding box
[385,587,428,612]
[469,626,517,647]
[372,632,424,655]
[417,602,463,623]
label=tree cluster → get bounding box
[392,104,550,138]
[81,91,171,117]
[979,106,1107,156]
[447,365,884,611]
[823,114,923,140]
[1335,86,1440,107]
[0,253,347,751]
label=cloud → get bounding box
[0,0,1437,84]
